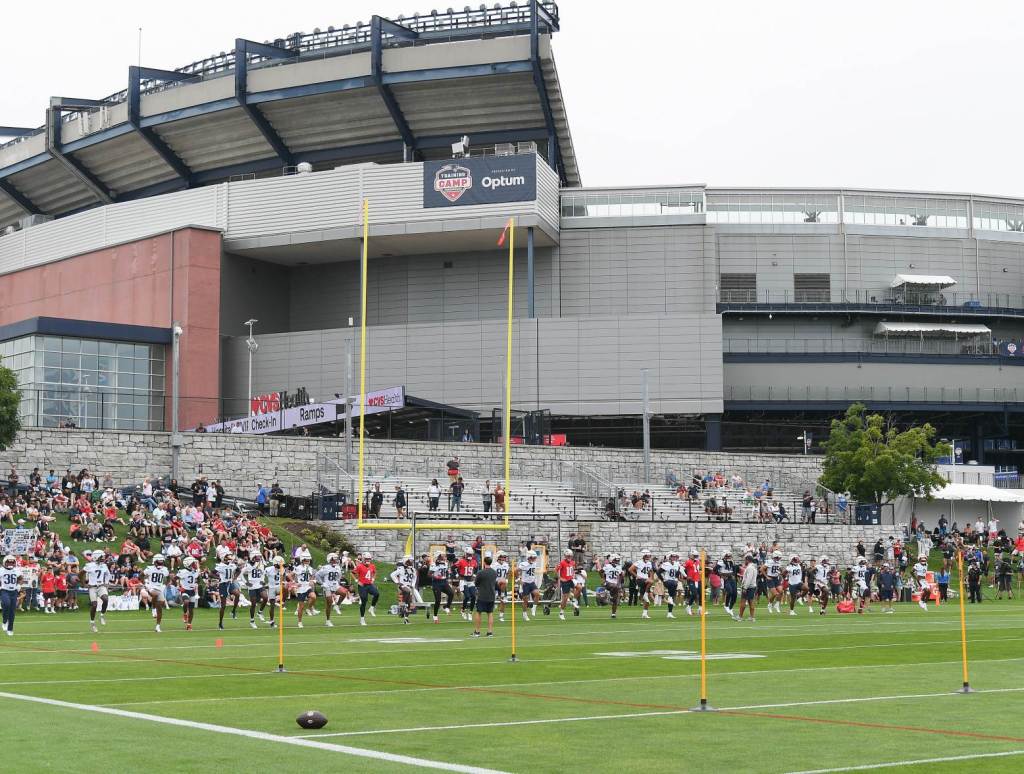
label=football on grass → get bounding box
[297,710,328,729]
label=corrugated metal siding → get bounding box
[227,314,724,416]
[288,248,556,331]
[558,225,712,318]
[0,158,557,276]
[226,169,361,239]
[0,185,225,275]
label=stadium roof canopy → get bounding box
[0,2,577,229]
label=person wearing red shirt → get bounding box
[556,549,579,620]
[54,569,68,611]
[683,550,702,616]
[39,567,57,614]
[454,548,478,621]
[354,552,379,626]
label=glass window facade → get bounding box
[0,334,166,430]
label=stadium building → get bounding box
[1,2,1023,463]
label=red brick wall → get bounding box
[0,227,222,429]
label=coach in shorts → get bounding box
[473,554,498,637]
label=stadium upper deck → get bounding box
[0,1,577,230]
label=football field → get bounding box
[1,598,1022,773]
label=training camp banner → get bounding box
[423,154,537,208]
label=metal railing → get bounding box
[725,384,1021,404]
[315,454,356,501]
[718,288,1024,310]
[562,462,616,500]
[724,338,996,356]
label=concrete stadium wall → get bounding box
[716,230,1024,301]
[219,313,725,420]
[1,428,822,497]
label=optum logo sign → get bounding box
[482,174,526,189]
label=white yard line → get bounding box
[783,749,1024,773]
[294,686,1024,739]
[0,691,508,774]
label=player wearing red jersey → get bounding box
[556,549,580,620]
[354,552,379,626]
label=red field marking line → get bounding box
[717,708,1024,744]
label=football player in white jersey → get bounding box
[242,554,268,629]
[293,556,317,628]
[811,556,830,615]
[1,555,24,635]
[520,548,544,622]
[428,553,454,623]
[265,556,285,628]
[659,552,682,619]
[913,556,930,610]
[494,551,511,622]
[84,550,112,633]
[177,557,200,631]
[215,553,241,630]
[316,553,346,627]
[572,564,588,613]
[601,554,625,618]
[854,557,871,614]
[517,550,542,621]
[765,551,784,613]
[786,555,804,616]
[390,555,417,624]
[143,554,170,633]
[630,549,655,619]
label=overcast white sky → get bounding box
[3,0,1023,195]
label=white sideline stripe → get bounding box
[13,653,1024,690]
[783,749,1024,773]
[0,691,507,774]
[295,686,1024,739]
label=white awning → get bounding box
[929,483,1024,503]
[873,322,991,336]
[890,274,957,288]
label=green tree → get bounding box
[820,403,948,505]
[0,356,20,450]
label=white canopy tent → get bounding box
[890,274,957,289]
[902,482,1024,531]
[930,483,1024,503]
[873,322,991,336]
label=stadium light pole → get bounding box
[344,319,354,493]
[641,368,651,483]
[170,323,183,481]
[244,319,258,413]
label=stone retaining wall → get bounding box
[2,428,823,497]
[327,520,900,568]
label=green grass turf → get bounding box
[1,589,1022,773]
